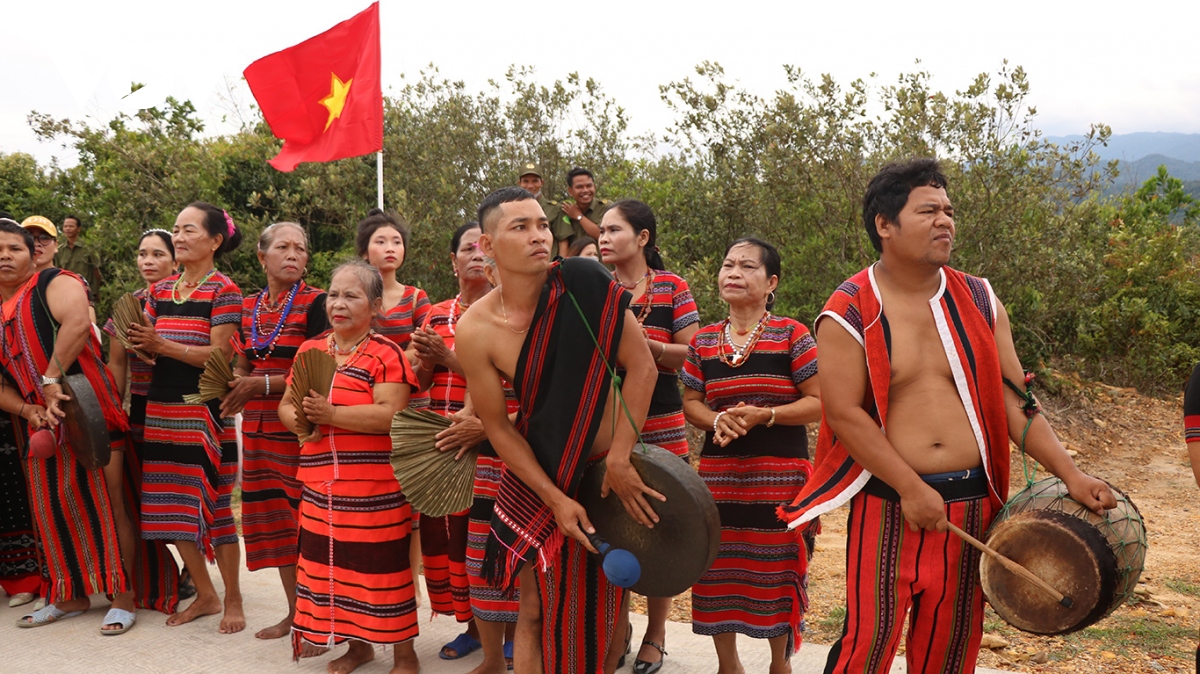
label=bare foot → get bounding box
[329,640,375,674]
[389,647,419,674]
[466,657,507,674]
[255,614,294,639]
[166,595,221,626]
[768,661,792,674]
[219,595,246,634]
[297,642,330,659]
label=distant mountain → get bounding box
[1045,132,1200,164]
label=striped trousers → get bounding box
[823,475,995,674]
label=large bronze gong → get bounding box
[577,444,719,597]
[60,372,111,470]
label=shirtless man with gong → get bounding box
[455,187,663,674]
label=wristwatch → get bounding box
[41,375,61,387]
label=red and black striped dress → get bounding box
[233,282,328,571]
[101,286,153,446]
[377,283,431,410]
[0,270,129,605]
[417,297,473,623]
[681,314,818,653]
[290,334,420,656]
[140,271,242,560]
[632,270,699,457]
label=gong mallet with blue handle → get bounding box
[585,532,641,588]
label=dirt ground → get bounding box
[631,372,1200,672]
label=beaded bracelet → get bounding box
[713,410,728,434]
[264,374,271,396]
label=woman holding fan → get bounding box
[280,260,420,674]
[219,222,328,640]
[127,202,245,633]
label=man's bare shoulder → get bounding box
[457,292,499,346]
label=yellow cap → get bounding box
[20,216,57,238]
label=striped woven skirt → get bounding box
[465,448,520,622]
[140,399,238,560]
[292,479,418,656]
[691,454,811,652]
[240,397,302,571]
[421,510,472,622]
[118,432,182,613]
[641,409,689,458]
[0,414,39,596]
[25,434,128,605]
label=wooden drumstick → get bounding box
[944,522,1074,608]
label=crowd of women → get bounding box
[0,192,819,674]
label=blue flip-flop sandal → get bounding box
[504,640,514,670]
[101,607,136,635]
[16,604,85,628]
[439,631,482,660]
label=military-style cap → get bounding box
[21,215,57,238]
[519,162,543,179]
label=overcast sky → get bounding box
[4,0,1198,166]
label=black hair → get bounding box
[355,208,411,265]
[450,221,481,254]
[63,214,82,229]
[566,236,598,257]
[477,187,536,233]
[140,229,175,259]
[0,219,35,255]
[185,201,244,258]
[862,158,948,253]
[726,237,782,310]
[566,167,594,188]
[0,211,14,221]
[608,199,664,270]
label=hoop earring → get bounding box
[767,291,776,306]
[302,266,308,276]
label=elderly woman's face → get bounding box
[718,242,776,308]
[260,225,309,287]
[326,269,377,334]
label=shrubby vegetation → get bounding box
[3,62,1196,393]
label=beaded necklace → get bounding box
[171,269,217,305]
[250,281,301,359]
[631,271,657,326]
[447,293,470,337]
[718,311,770,367]
[614,267,652,290]
[327,330,373,372]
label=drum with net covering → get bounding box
[981,477,1146,635]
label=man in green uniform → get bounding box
[54,215,103,291]
[545,167,609,258]
[518,162,557,218]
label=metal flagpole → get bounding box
[376,151,384,209]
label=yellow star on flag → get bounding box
[319,72,353,132]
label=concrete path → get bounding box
[1,545,1012,673]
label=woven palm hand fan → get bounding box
[289,349,337,440]
[182,349,236,404]
[389,408,476,517]
[111,293,152,361]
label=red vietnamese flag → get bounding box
[244,3,382,172]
